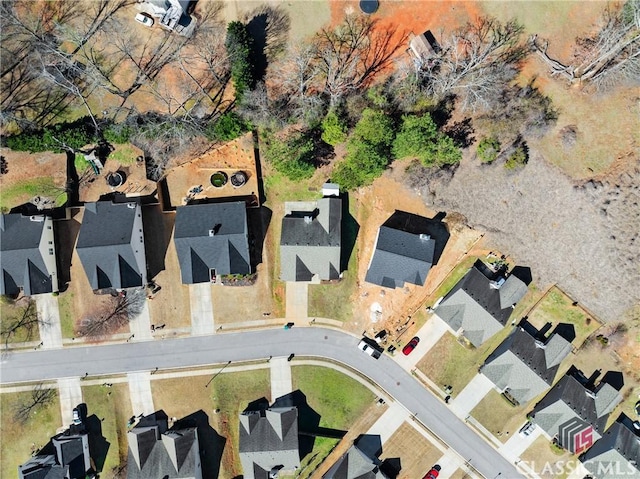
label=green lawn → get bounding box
[1,388,61,479]
[0,177,66,211]
[417,326,513,398]
[527,287,599,348]
[425,255,478,307]
[521,435,573,479]
[57,291,76,339]
[291,366,375,429]
[81,383,132,476]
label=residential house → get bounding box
[137,0,193,34]
[323,444,389,479]
[531,367,623,454]
[127,411,202,479]
[435,260,528,346]
[239,405,300,479]
[280,187,341,282]
[365,211,445,289]
[1,213,58,296]
[18,424,91,479]
[580,414,640,479]
[481,322,573,405]
[76,201,147,291]
[174,201,251,284]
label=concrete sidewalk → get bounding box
[129,299,152,341]
[189,283,215,335]
[270,357,292,401]
[395,315,449,371]
[365,401,410,444]
[285,282,308,320]
[36,294,63,349]
[450,373,495,417]
[57,377,83,428]
[127,372,154,417]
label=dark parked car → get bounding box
[402,336,420,355]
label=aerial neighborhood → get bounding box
[1,1,638,479]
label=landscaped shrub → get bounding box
[505,145,528,169]
[205,112,251,141]
[225,21,255,102]
[4,118,95,153]
[477,136,501,163]
[103,123,133,144]
[320,110,347,146]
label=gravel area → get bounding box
[409,154,640,323]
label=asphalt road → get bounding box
[0,327,523,479]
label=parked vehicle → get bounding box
[358,339,381,359]
[423,464,441,479]
[72,407,82,425]
[374,330,387,343]
[402,336,420,355]
[518,421,536,437]
[135,12,154,27]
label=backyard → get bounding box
[0,387,62,479]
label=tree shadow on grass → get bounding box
[245,5,291,82]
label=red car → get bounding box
[423,465,441,479]
[402,336,420,355]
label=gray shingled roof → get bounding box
[323,445,388,479]
[364,226,435,289]
[481,325,572,404]
[19,429,90,479]
[435,262,528,346]
[127,413,200,479]
[580,415,640,479]
[239,407,300,479]
[280,198,341,282]
[174,202,250,283]
[532,369,623,449]
[1,213,56,296]
[76,201,145,290]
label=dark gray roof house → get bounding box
[580,414,640,479]
[239,406,300,479]
[127,411,202,479]
[76,201,147,291]
[280,195,341,282]
[323,444,389,479]
[531,367,623,454]
[435,260,528,346]
[364,213,438,289]
[18,425,91,479]
[481,323,573,405]
[174,202,250,284]
[1,213,58,296]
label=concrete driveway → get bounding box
[450,373,495,417]
[394,315,449,371]
[189,283,215,335]
[270,357,292,401]
[285,282,308,319]
[499,422,543,461]
[365,401,410,444]
[0,327,525,479]
[57,377,82,427]
[35,294,63,349]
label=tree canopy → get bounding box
[392,114,461,166]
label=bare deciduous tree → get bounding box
[14,383,56,424]
[414,16,528,111]
[1,299,48,348]
[77,288,146,338]
[530,0,640,89]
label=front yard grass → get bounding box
[81,383,132,476]
[0,297,40,345]
[521,435,573,479]
[0,388,61,479]
[308,252,357,322]
[527,286,599,348]
[57,291,76,339]
[417,327,513,398]
[469,389,528,441]
[379,422,443,479]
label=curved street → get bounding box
[1,326,523,479]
